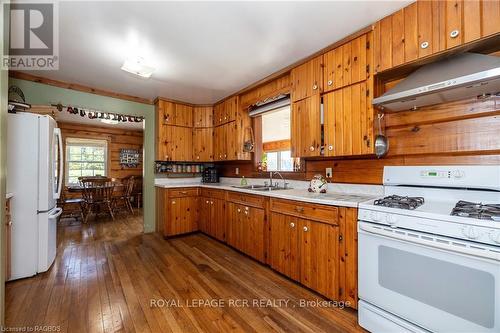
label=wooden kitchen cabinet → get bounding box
[199,189,226,241]
[157,100,193,127]
[290,94,321,158]
[164,188,199,236]
[323,81,374,157]
[373,0,500,73]
[193,106,213,128]
[160,125,193,161]
[227,192,266,263]
[338,207,359,309]
[193,127,213,162]
[213,124,227,161]
[269,198,340,301]
[290,55,323,102]
[213,96,239,126]
[323,33,370,92]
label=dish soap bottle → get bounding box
[240,176,248,186]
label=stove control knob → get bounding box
[489,231,500,244]
[462,226,480,239]
[370,211,381,222]
[386,214,398,225]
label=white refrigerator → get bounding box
[7,112,63,280]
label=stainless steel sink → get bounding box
[231,184,290,191]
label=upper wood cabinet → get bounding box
[323,81,374,157]
[214,96,239,126]
[290,55,323,102]
[323,33,370,93]
[373,0,500,73]
[157,100,193,127]
[162,126,193,162]
[291,95,321,158]
[193,106,213,128]
[193,127,213,162]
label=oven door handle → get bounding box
[359,223,500,262]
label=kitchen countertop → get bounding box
[155,181,379,208]
[6,193,13,200]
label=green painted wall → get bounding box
[9,78,157,232]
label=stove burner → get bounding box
[374,195,425,210]
[451,201,500,221]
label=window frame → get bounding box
[64,138,109,186]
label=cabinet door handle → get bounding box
[290,222,295,228]
[206,200,209,204]
[450,30,459,38]
[171,200,176,204]
[309,146,315,151]
[210,201,213,205]
[237,208,241,213]
[312,84,318,90]
[420,41,429,49]
[303,226,309,232]
[295,207,304,213]
[328,145,333,151]
[327,80,333,86]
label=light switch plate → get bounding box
[235,167,239,175]
[326,167,333,178]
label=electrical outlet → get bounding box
[325,167,333,178]
[235,167,239,175]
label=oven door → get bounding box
[358,221,500,333]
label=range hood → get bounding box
[372,53,500,111]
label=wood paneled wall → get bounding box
[219,95,500,184]
[58,122,144,183]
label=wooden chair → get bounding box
[132,176,143,209]
[58,190,86,221]
[80,178,115,223]
[113,176,135,214]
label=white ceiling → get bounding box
[30,1,412,104]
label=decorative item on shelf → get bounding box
[50,103,144,123]
[119,149,141,168]
[8,85,31,112]
[243,126,255,152]
[308,174,328,193]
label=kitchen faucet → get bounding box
[269,171,288,189]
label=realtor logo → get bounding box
[2,1,59,70]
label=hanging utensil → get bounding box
[375,113,389,158]
[243,126,255,152]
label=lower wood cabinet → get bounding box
[269,211,340,301]
[156,187,358,307]
[226,201,266,263]
[157,187,199,237]
[199,195,225,242]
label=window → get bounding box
[65,138,108,185]
[260,105,299,172]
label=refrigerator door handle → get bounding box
[48,207,63,219]
[54,128,63,200]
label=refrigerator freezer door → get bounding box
[38,115,58,211]
[38,207,62,272]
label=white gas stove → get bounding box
[358,166,500,333]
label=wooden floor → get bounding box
[5,211,364,333]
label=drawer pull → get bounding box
[303,226,309,232]
[171,200,176,204]
[290,222,295,228]
[295,206,304,213]
[180,191,188,194]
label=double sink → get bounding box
[231,184,291,192]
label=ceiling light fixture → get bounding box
[121,56,155,78]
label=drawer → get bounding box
[168,187,199,198]
[270,198,338,225]
[227,191,266,209]
[200,188,225,200]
